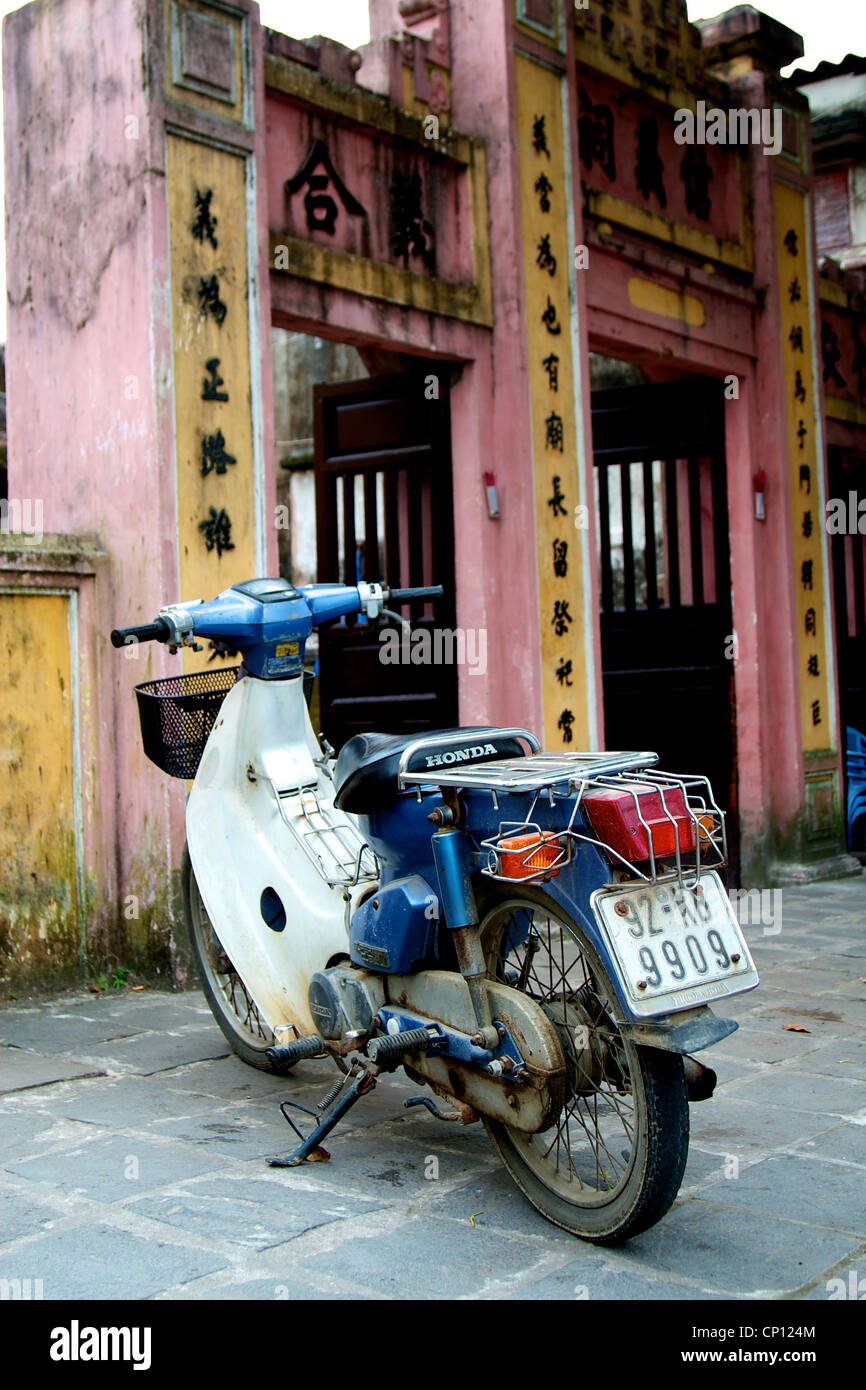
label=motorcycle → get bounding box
[112,576,758,1243]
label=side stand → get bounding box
[267,1063,377,1167]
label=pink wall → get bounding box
[3,0,276,971]
[3,0,184,954]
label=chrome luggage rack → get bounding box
[268,781,379,891]
[399,746,727,888]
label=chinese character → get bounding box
[390,169,435,271]
[799,464,811,494]
[556,657,573,686]
[558,708,575,743]
[802,510,813,538]
[532,115,550,157]
[788,278,802,304]
[199,507,235,558]
[801,559,813,590]
[553,538,568,577]
[198,274,227,326]
[542,296,562,335]
[577,90,616,181]
[542,353,559,391]
[285,138,367,236]
[535,172,553,212]
[191,188,218,249]
[548,475,567,516]
[789,325,804,353]
[811,699,821,726]
[784,228,798,256]
[805,606,816,636]
[681,145,712,220]
[545,412,564,452]
[807,653,820,676]
[794,369,806,403]
[635,116,666,208]
[200,429,236,477]
[797,419,807,450]
[536,233,557,276]
[821,322,846,387]
[201,357,229,402]
[552,599,573,635]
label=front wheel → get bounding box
[181,847,280,1071]
[480,885,689,1243]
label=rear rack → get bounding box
[399,750,726,889]
[268,781,379,890]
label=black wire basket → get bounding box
[134,667,242,779]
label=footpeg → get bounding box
[366,1026,436,1067]
[265,1034,326,1071]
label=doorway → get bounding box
[313,369,458,750]
[591,375,737,868]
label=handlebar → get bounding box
[109,583,445,652]
[110,619,171,649]
[388,586,444,601]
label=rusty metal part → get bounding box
[387,970,566,1132]
[404,1095,480,1124]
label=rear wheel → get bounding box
[480,885,689,1243]
[181,847,280,1071]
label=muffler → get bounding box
[683,1055,717,1102]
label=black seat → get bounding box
[333,727,530,814]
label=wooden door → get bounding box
[314,371,457,750]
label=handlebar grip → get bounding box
[388,586,444,601]
[110,618,171,649]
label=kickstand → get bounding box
[267,1063,377,1167]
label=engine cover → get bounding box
[308,965,385,1040]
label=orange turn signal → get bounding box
[498,833,563,879]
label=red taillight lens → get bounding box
[582,784,696,863]
[498,832,563,879]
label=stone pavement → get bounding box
[1,877,864,1301]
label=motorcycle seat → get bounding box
[333,726,530,814]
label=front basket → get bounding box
[134,667,242,779]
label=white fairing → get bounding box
[186,674,372,1035]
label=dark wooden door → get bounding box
[828,447,866,851]
[314,370,457,750]
[592,377,737,866]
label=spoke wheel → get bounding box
[182,847,280,1070]
[480,884,689,1243]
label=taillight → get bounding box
[498,832,563,879]
[582,784,697,863]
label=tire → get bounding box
[478,883,689,1244]
[181,846,281,1071]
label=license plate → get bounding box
[591,873,759,1015]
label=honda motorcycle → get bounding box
[112,577,758,1243]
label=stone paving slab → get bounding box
[0,875,863,1301]
[0,1221,228,1300]
[0,1047,107,1095]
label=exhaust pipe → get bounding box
[683,1055,717,1102]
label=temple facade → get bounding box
[1,0,862,989]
